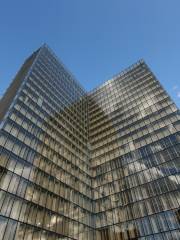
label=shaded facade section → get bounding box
[0,50,39,122]
[0,45,93,240]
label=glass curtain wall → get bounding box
[89,61,180,240]
[0,46,179,240]
[0,45,93,240]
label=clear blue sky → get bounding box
[0,0,179,107]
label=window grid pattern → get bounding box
[0,45,179,240]
[89,62,180,239]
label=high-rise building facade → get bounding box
[0,45,179,240]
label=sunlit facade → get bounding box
[0,45,179,239]
[89,62,180,239]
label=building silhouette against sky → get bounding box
[0,45,179,239]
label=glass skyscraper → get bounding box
[0,44,179,240]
